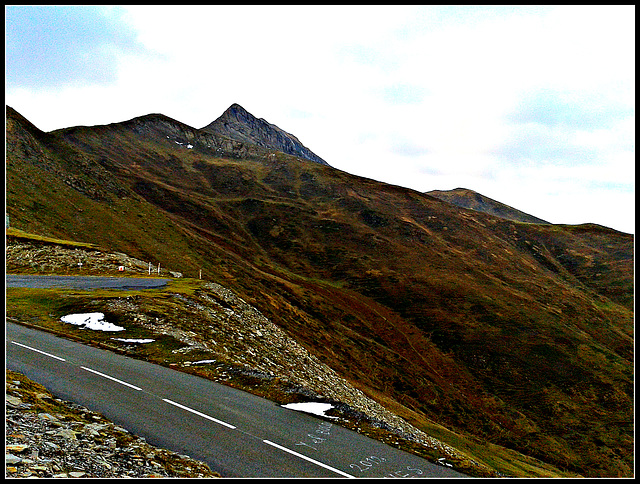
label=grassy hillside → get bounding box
[6,106,634,477]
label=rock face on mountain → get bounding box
[427,188,550,224]
[201,104,329,166]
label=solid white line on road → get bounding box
[10,341,66,361]
[80,366,143,391]
[162,398,237,429]
[262,439,356,478]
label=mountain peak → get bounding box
[427,188,550,224]
[202,104,329,166]
[227,102,248,114]
[220,103,249,120]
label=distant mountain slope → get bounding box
[201,103,329,165]
[5,105,634,478]
[427,188,549,224]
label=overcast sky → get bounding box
[6,5,635,233]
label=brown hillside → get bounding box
[5,105,634,477]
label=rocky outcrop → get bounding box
[201,104,330,165]
[6,371,219,478]
[5,239,172,276]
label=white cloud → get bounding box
[6,6,144,89]
[5,5,634,233]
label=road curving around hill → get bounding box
[6,274,170,290]
[6,322,467,478]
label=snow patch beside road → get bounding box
[60,313,124,332]
[281,402,338,419]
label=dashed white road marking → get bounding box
[10,337,361,477]
[80,366,143,391]
[262,439,355,478]
[162,398,237,429]
[10,341,66,361]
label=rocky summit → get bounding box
[201,103,329,165]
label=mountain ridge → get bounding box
[426,187,550,225]
[46,104,330,170]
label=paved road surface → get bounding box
[6,322,466,478]
[6,274,170,290]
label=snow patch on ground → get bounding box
[171,139,193,149]
[281,402,338,419]
[60,313,124,332]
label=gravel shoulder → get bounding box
[6,369,220,478]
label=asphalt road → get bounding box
[6,322,467,478]
[6,274,170,290]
